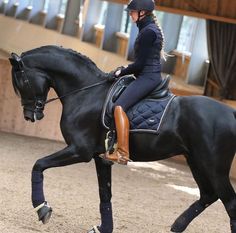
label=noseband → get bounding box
[10,57,45,114]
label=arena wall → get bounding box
[0,15,236,179]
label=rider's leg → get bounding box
[101,73,161,165]
[101,106,130,165]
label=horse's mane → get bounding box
[21,45,102,73]
[12,46,105,96]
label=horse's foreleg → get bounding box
[171,157,218,232]
[91,156,113,233]
[31,145,88,224]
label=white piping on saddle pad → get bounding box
[156,94,176,132]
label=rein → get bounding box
[45,79,108,105]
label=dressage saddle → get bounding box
[102,74,173,130]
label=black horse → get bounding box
[9,45,236,233]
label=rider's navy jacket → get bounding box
[120,15,163,77]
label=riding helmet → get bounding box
[126,0,155,12]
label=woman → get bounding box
[101,0,165,165]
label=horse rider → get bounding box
[101,0,165,165]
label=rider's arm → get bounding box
[119,29,157,76]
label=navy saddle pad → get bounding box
[101,75,175,133]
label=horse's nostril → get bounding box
[36,101,44,109]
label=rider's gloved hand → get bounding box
[107,66,125,82]
[113,66,125,78]
[114,69,121,77]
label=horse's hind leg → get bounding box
[208,160,236,233]
[171,156,218,232]
[212,173,236,233]
[209,137,236,233]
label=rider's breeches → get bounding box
[115,72,161,112]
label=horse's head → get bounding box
[9,53,50,122]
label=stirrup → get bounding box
[99,151,132,165]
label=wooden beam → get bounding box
[157,6,236,25]
[183,0,201,13]
[104,0,236,24]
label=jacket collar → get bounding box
[136,15,155,31]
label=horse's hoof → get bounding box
[87,226,100,233]
[171,225,185,232]
[35,201,52,224]
[170,229,183,233]
[171,217,187,232]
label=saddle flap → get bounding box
[102,75,135,128]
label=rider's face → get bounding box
[129,10,146,22]
[129,10,139,22]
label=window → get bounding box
[177,16,198,55]
[59,0,68,15]
[77,2,85,28]
[43,0,50,12]
[154,11,164,26]
[120,6,131,34]
[98,1,108,25]
[28,0,33,7]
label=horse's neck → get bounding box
[25,50,110,111]
[47,60,107,104]
[49,65,110,114]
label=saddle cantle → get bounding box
[101,75,175,133]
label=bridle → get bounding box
[10,56,45,113]
[10,55,108,113]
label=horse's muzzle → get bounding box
[23,108,44,122]
[35,111,44,121]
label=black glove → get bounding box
[106,66,125,82]
[113,66,125,77]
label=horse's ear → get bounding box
[9,53,24,70]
